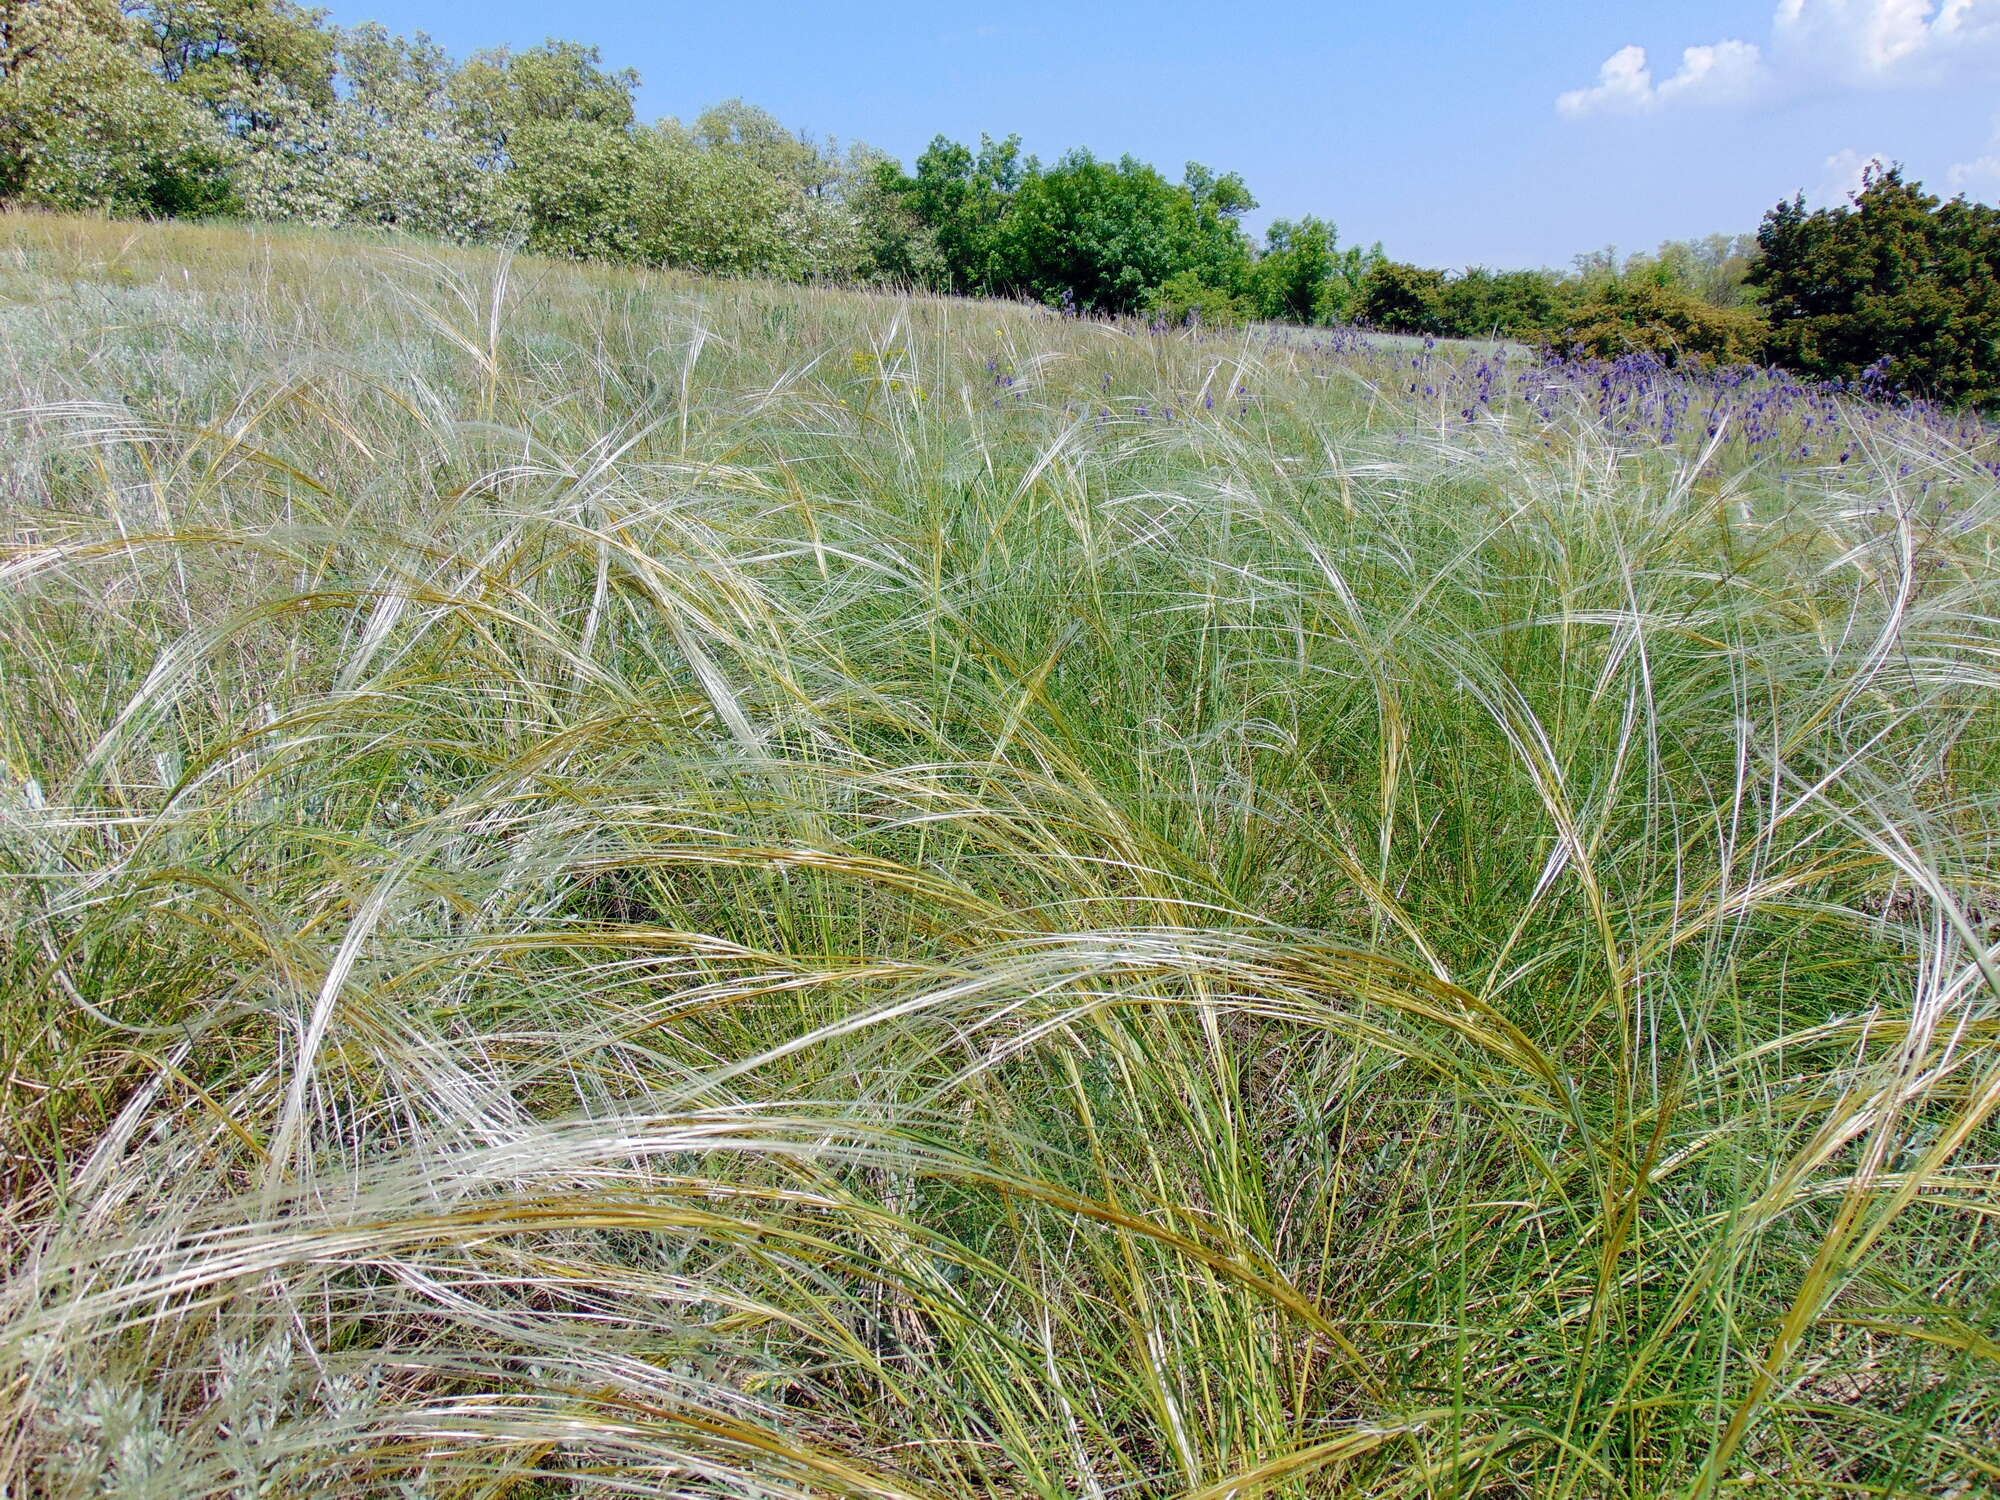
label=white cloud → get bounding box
[1948,150,2000,191]
[1559,1,2000,118]
[1948,114,2000,194]
[1556,39,1768,117]
[1819,146,1892,201]
[1661,40,1773,103]
[1556,45,1655,117]
[1773,0,2000,85]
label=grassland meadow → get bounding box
[2,214,1998,1497]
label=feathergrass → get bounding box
[2,212,1997,1498]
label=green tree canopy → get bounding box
[1749,165,2000,407]
[508,118,805,277]
[453,38,635,163]
[0,8,1333,310]
[996,151,1182,312]
[1623,233,1759,309]
[1251,215,1380,324]
[1170,159,1255,293]
[131,0,335,132]
[0,0,231,212]
[232,22,501,239]
[987,151,1252,314]
[886,133,1025,296]
[1437,267,1567,339]
[680,97,838,197]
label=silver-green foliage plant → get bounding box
[1,215,1998,1499]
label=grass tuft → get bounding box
[3,213,1998,1497]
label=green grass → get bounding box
[2,211,1997,1498]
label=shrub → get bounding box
[1354,260,1448,335]
[1437,266,1567,339]
[1148,269,1246,328]
[1553,278,1768,366]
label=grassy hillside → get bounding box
[3,214,1998,1498]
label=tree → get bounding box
[1171,159,1255,295]
[1150,268,1247,328]
[840,143,944,287]
[1,0,120,76]
[130,0,335,135]
[1437,267,1566,339]
[681,97,838,197]
[992,150,1252,314]
[0,0,232,213]
[1749,165,2000,407]
[996,150,1172,312]
[1623,233,1759,310]
[882,133,1025,295]
[1251,216,1333,323]
[1251,216,1379,324]
[501,118,642,261]
[453,37,635,165]
[507,118,807,277]
[2,8,1316,309]
[232,23,501,241]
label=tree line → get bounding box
[1353,172,2000,410]
[4,1,2000,406]
[0,0,1342,308]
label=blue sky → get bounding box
[343,1,2000,269]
